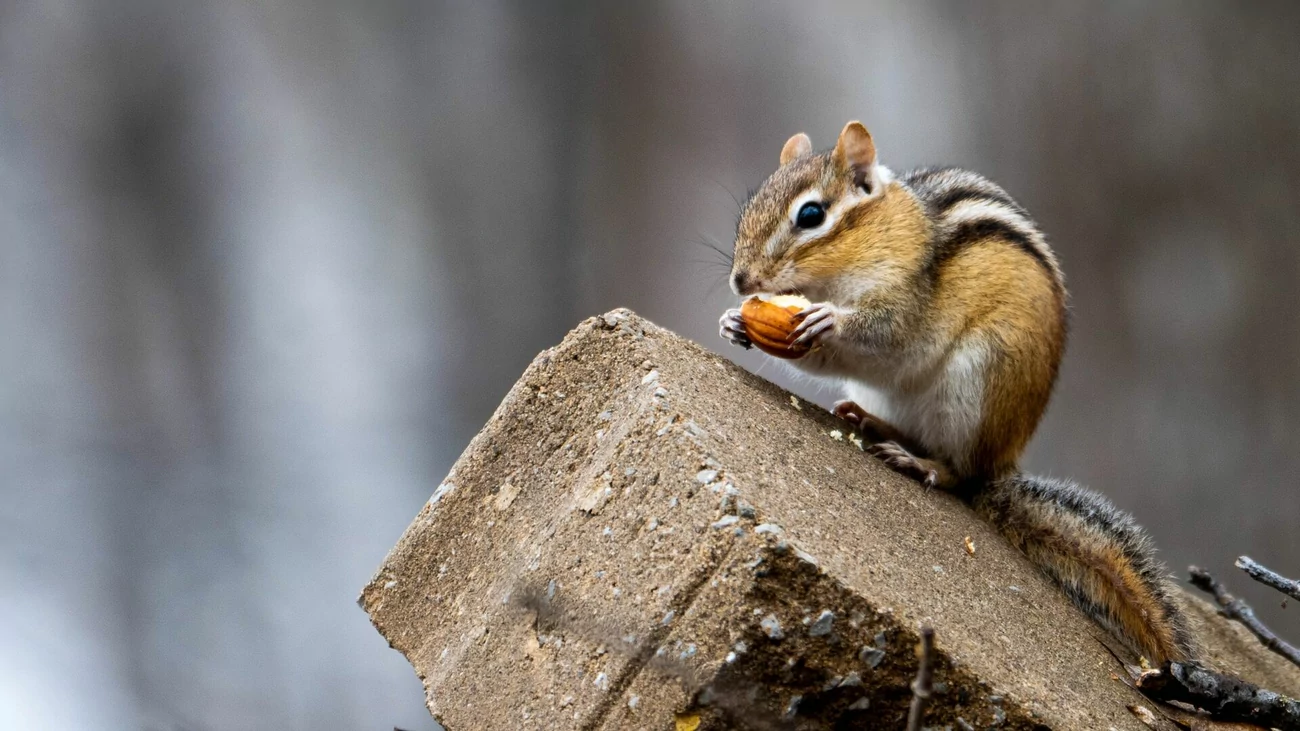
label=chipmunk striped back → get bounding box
[901,166,1065,293]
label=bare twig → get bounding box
[1189,566,1300,668]
[1238,556,1300,603]
[905,626,936,731]
[1136,661,1300,730]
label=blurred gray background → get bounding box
[3,1,1298,729]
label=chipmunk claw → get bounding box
[832,400,896,444]
[832,399,868,426]
[719,308,751,349]
[867,441,939,488]
[791,302,837,347]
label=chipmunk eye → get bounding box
[795,201,826,229]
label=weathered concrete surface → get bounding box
[360,310,1300,730]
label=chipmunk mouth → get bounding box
[757,289,804,301]
[751,288,799,298]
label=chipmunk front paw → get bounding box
[791,302,839,348]
[866,441,942,489]
[719,308,752,349]
[831,400,892,445]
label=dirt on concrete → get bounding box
[360,309,1299,730]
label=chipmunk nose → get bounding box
[731,270,757,296]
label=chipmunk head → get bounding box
[730,121,926,302]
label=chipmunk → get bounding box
[718,121,1198,665]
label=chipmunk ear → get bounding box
[779,133,812,166]
[833,121,877,189]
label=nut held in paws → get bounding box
[740,294,812,359]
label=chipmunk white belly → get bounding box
[841,339,988,470]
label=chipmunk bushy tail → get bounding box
[974,474,1199,664]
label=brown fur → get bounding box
[727,122,1197,667]
[977,476,1198,663]
[792,182,930,302]
[929,241,1066,476]
[733,140,1065,472]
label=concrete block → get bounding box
[361,310,1300,730]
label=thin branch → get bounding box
[905,626,936,731]
[1136,661,1300,730]
[1189,566,1300,668]
[1238,556,1300,603]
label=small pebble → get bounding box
[847,698,870,711]
[695,469,719,484]
[760,614,784,639]
[859,646,886,668]
[754,523,783,535]
[711,515,740,529]
[641,370,659,385]
[808,610,835,637]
